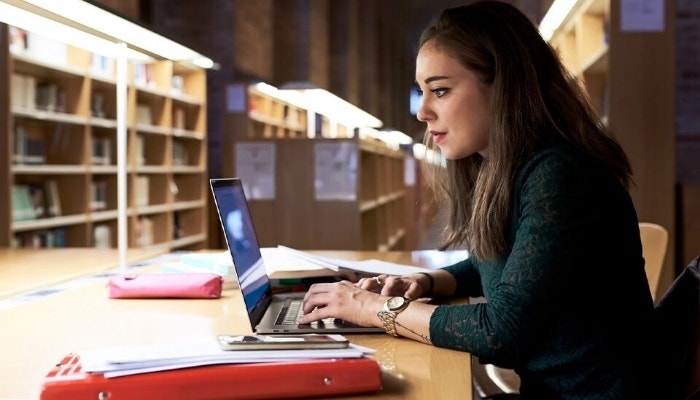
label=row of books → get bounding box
[12,224,112,249]
[11,73,66,112]
[12,124,44,165]
[172,141,190,166]
[12,181,61,222]
[135,64,188,93]
[136,135,194,166]
[13,126,113,166]
[13,228,66,248]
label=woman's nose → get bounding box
[416,102,432,122]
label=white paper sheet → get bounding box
[79,339,371,378]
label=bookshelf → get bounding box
[223,83,412,251]
[1,24,208,251]
[545,0,676,288]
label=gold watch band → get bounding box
[378,310,399,336]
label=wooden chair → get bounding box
[472,222,671,399]
[639,222,670,302]
[471,357,520,399]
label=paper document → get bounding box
[169,246,437,279]
[272,245,432,276]
[79,339,371,378]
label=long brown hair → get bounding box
[419,0,633,260]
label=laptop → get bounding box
[210,178,384,334]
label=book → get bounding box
[90,180,107,211]
[40,353,381,400]
[11,184,36,221]
[9,25,27,54]
[91,136,111,165]
[135,103,152,124]
[135,176,149,206]
[11,73,26,108]
[135,134,146,165]
[172,140,188,165]
[44,179,62,217]
[135,216,153,247]
[93,224,111,248]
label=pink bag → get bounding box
[107,273,223,299]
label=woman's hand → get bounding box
[300,275,440,343]
[299,280,385,327]
[356,274,431,300]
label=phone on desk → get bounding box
[218,334,350,351]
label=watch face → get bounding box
[387,296,406,311]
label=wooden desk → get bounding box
[0,249,472,399]
[0,248,166,299]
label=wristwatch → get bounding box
[377,296,411,337]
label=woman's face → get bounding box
[415,39,492,160]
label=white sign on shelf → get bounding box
[314,141,357,201]
[621,0,664,32]
[235,142,276,200]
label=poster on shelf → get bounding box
[314,141,357,201]
[235,142,276,200]
[621,0,664,32]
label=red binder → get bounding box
[40,353,382,400]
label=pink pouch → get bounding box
[107,273,223,299]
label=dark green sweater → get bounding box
[430,145,656,399]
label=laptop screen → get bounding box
[210,178,271,314]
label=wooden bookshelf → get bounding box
[546,0,676,288]
[220,83,412,251]
[1,24,208,252]
[234,137,408,251]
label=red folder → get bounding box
[40,353,382,400]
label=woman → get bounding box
[300,1,656,398]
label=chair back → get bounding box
[639,222,669,302]
[654,256,700,400]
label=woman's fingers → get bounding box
[356,275,386,292]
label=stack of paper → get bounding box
[266,245,432,278]
[79,339,373,378]
[161,246,434,283]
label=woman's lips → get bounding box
[431,130,446,144]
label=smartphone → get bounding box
[217,334,350,351]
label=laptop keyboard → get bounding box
[275,298,335,325]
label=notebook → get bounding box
[40,353,382,400]
[210,178,384,334]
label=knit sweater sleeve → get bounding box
[427,146,643,367]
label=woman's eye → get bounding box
[432,87,448,98]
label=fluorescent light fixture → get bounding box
[539,0,578,41]
[0,0,214,66]
[280,82,383,130]
[380,129,414,148]
[0,1,150,61]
